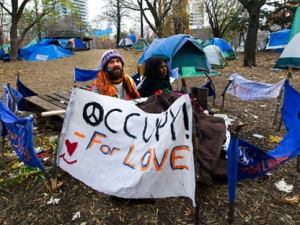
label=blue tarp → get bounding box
[266,29,291,50]
[21,44,74,61]
[94,28,113,37]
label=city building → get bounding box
[56,0,88,23]
[189,0,209,29]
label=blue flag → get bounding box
[0,101,45,171]
[203,80,216,99]
[227,136,239,202]
[282,80,300,131]
[3,83,23,112]
[74,67,99,82]
[93,28,113,37]
[16,78,37,111]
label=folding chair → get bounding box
[220,73,287,125]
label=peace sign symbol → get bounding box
[83,102,104,126]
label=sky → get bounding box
[88,0,104,22]
[87,0,142,33]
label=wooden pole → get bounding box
[41,110,66,117]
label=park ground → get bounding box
[0,49,300,224]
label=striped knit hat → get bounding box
[101,50,124,69]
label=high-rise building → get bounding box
[189,0,207,29]
[56,0,88,23]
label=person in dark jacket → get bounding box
[137,57,172,97]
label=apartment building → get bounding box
[189,0,207,29]
[56,0,88,23]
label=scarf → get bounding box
[93,70,140,99]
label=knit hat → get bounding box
[101,50,124,69]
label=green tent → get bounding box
[288,6,300,43]
[130,38,149,51]
[22,39,38,49]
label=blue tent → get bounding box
[138,34,211,74]
[38,37,63,47]
[21,44,74,61]
[266,29,291,51]
[127,34,138,43]
[65,38,87,51]
[210,38,236,60]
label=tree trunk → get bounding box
[239,0,267,67]
[243,5,260,67]
[10,19,18,61]
[140,0,143,37]
[116,0,121,48]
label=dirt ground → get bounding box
[0,49,300,225]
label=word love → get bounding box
[86,131,191,172]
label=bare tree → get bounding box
[238,0,267,67]
[123,0,174,38]
[204,0,243,38]
[104,0,130,47]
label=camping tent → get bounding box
[22,39,38,49]
[65,38,87,51]
[38,37,63,47]
[138,34,211,74]
[266,29,290,50]
[203,45,226,68]
[21,44,74,61]
[130,38,149,51]
[210,38,236,60]
[118,37,135,48]
[274,32,300,70]
[288,6,300,43]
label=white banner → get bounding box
[57,89,195,206]
[226,73,285,101]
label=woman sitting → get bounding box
[137,57,172,97]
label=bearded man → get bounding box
[91,50,140,100]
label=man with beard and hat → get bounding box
[91,50,140,100]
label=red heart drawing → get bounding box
[65,139,78,156]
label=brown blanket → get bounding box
[137,92,227,180]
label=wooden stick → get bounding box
[221,80,232,109]
[41,110,66,117]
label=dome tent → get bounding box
[203,44,226,68]
[138,34,211,75]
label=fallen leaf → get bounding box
[269,135,282,143]
[282,195,299,204]
[11,161,20,169]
